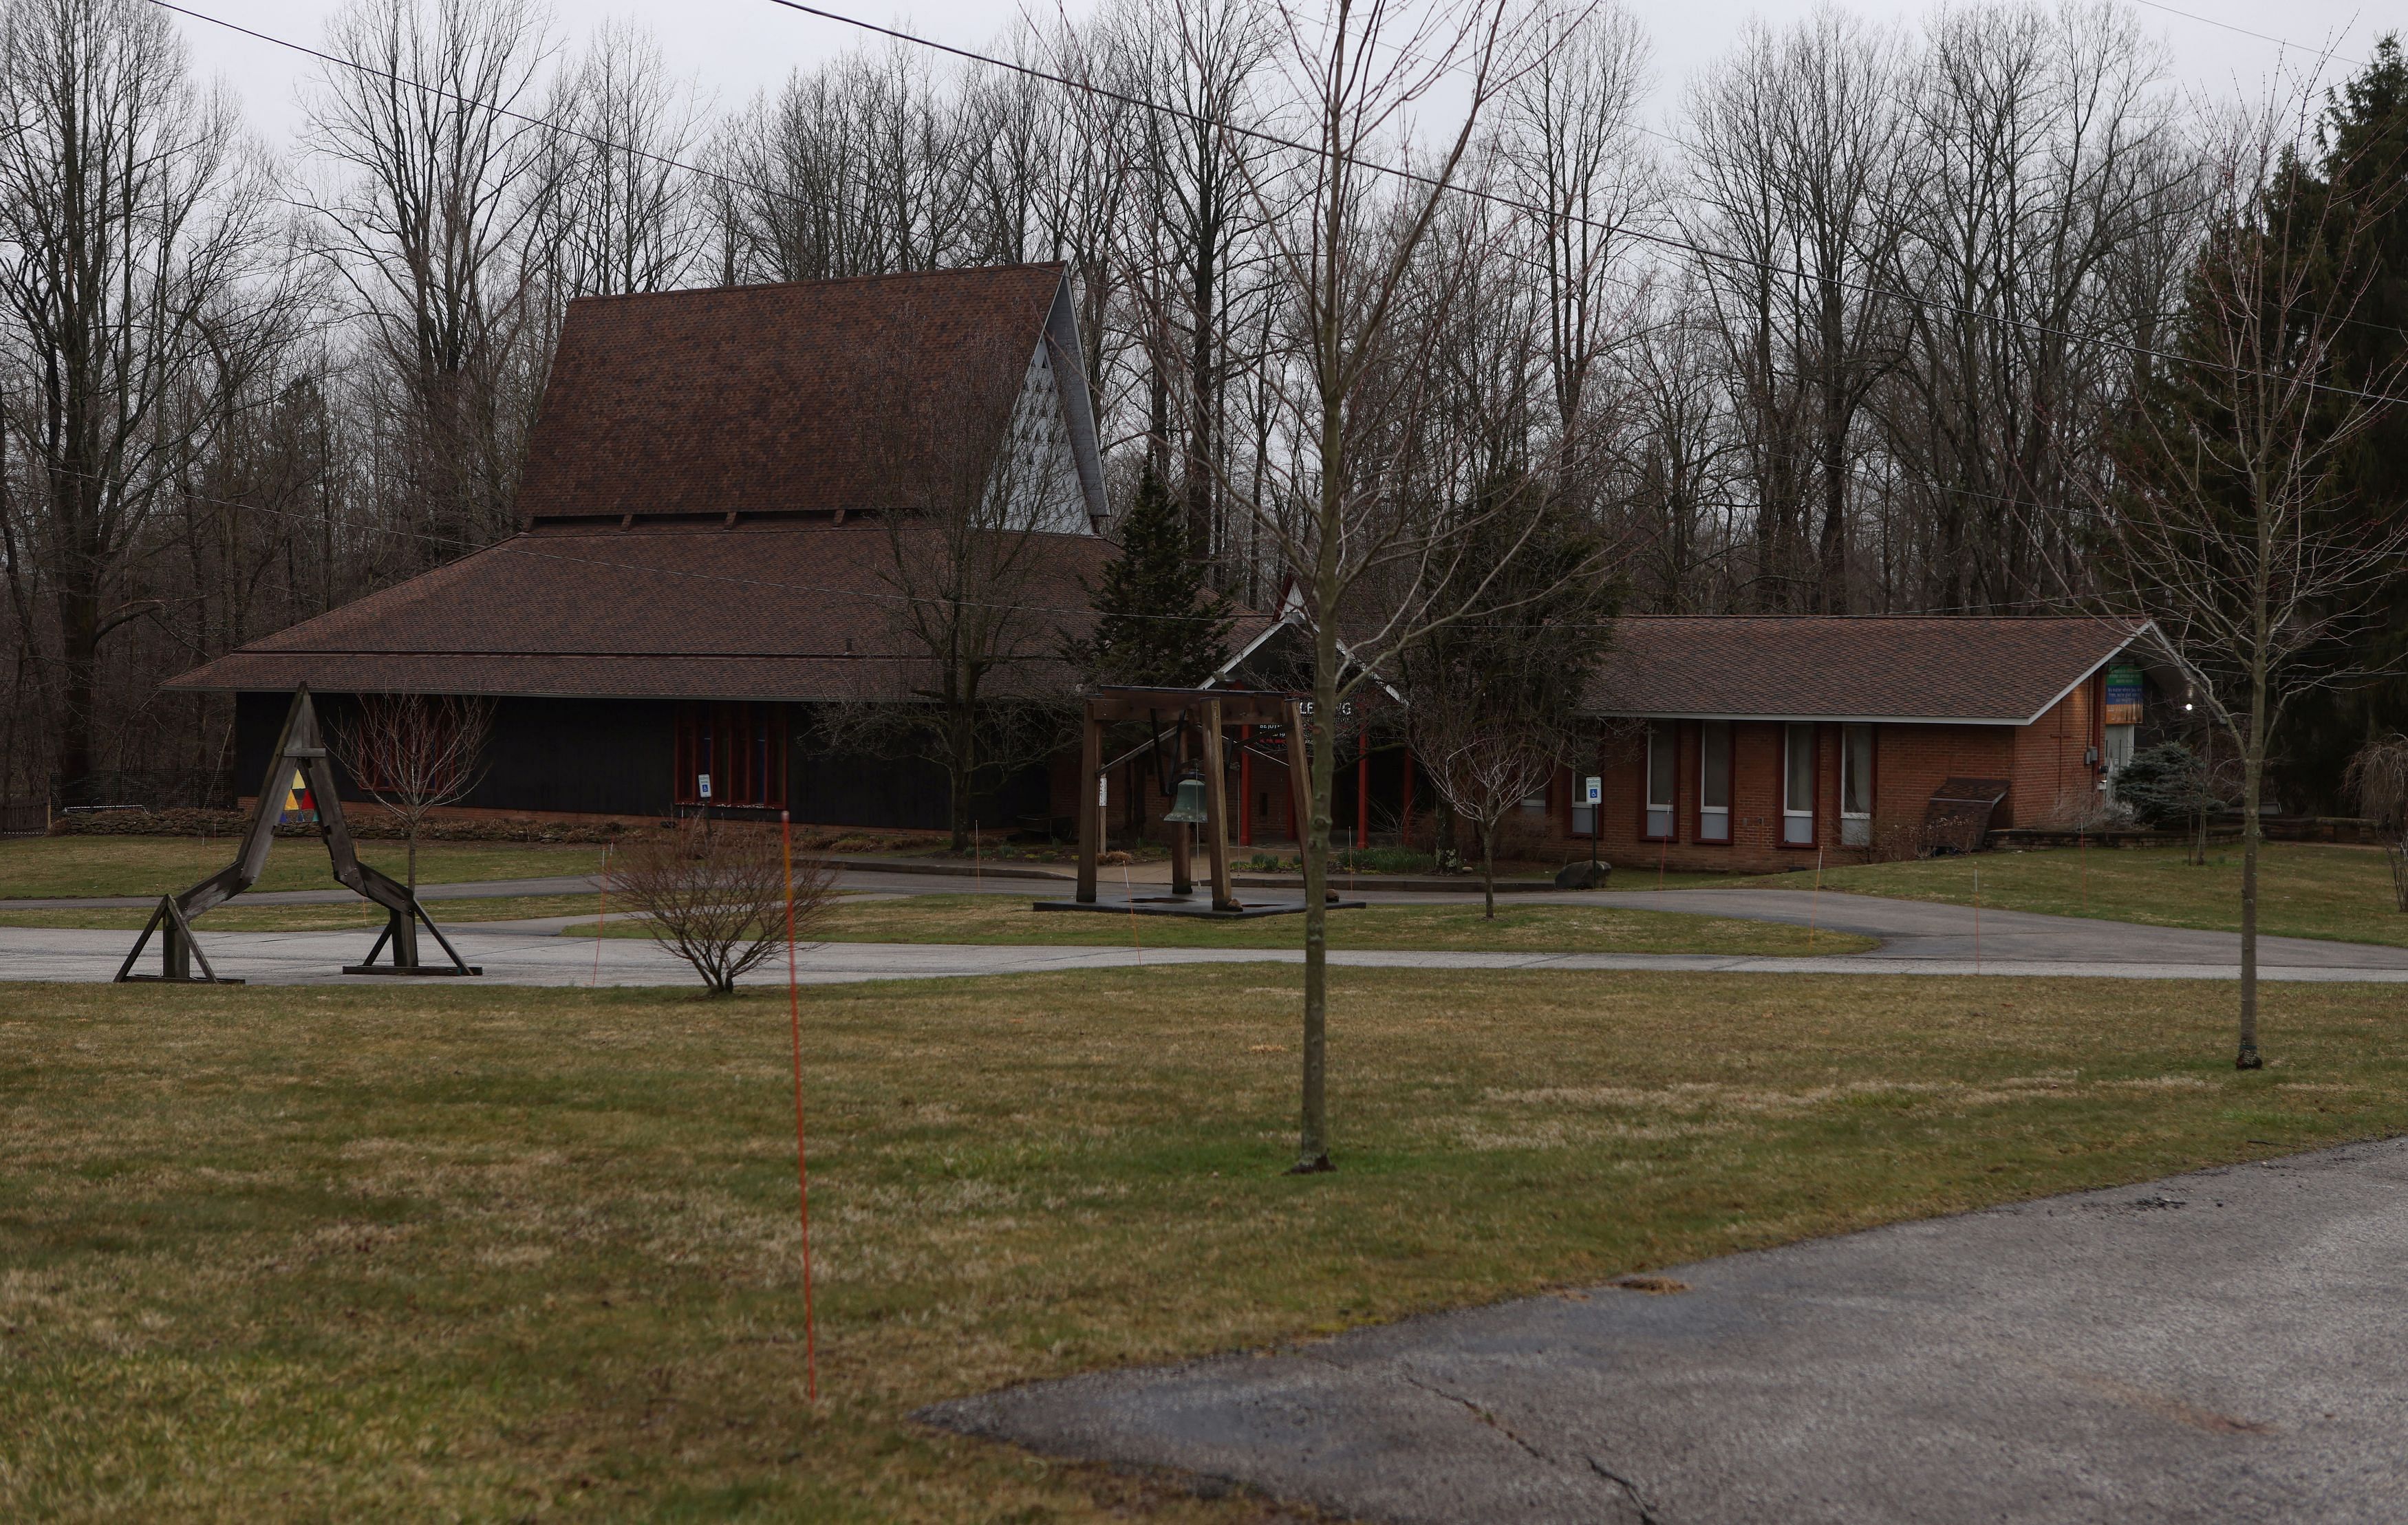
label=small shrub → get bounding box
[606,816,838,995]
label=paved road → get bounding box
[929,1138,2408,1525]
[12,865,2408,984]
[13,918,2408,985]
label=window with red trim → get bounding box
[674,703,787,808]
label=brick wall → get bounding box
[1531,688,2108,874]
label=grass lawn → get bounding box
[0,892,612,933]
[0,835,610,901]
[1736,840,2408,948]
[4,971,2403,1522]
[569,892,1880,956]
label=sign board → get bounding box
[1097,775,1108,808]
[2103,662,2144,726]
[1583,776,1602,806]
[697,773,713,800]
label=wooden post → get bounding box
[1170,723,1194,896]
[1238,724,1254,847]
[1201,699,1234,910]
[1076,703,1100,904]
[1400,743,1414,848]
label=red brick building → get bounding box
[1557,616,2152,873]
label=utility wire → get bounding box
[761,0,2406,406]
[143,0,2405,411]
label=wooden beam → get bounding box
[1201,698,1234,910]
[1284,700,1313,853]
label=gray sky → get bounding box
[169,0,2394,156]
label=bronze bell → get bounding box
[1163,767,1212,825]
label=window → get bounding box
[674,702,786,808]
[1782,722,1816,845]
[1840,724,1873,847]
[1644,724,1677,839]
[1698,721,1731,843]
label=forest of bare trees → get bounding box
[1,0,2400,812]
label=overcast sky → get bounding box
[169,0,2394,155]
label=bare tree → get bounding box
[0,0,276,805]
[1684,12,1917,612]
[1499,0,1654,441]
[838,307,1088,852]
[301,0,559,560]
[2344,735,2408,911]
[326,691,493,897]
[1164,0,1558,1171]
[541,21,709,298]
[608,815,839,995]
[2089,87,2408,1068]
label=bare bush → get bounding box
[606,816,839,995]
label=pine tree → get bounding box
[1068,463,1235,686]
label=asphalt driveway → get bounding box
[929,1137,2408,1524]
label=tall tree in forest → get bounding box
[1068,462,1234,686]
[2093,84,2408,1070]
[302,0,559,561]
[0,0,275,803]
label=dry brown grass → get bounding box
[3,970,2403,1521]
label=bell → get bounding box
[1163,768,1213,825]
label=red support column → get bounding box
[1356,748,1370,850]
[1238,724,1254,847]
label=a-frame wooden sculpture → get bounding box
[115,686,482,983]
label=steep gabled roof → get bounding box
[517,263,1104,525]
[1584,616,2147,725]
[165,521,1110,703]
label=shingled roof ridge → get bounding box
[560,261,1068,307]
[1614,612,2133,622]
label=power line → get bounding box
[145,0,2402,405]
[2126,0,2374,73]
[761,0,2405,407]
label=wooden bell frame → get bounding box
[1074,686,1309,913]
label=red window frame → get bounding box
[674,702,787,808]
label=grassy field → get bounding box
[570,892,1878,956]
[0,836,610,901]
[4,971,2403,1522]
[1736,841,2408,948]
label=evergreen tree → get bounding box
[2284,36,2408,805]
[1067,463,1235,686]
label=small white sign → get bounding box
[1583,776,1602,806]
[1097,775,1108,807]
[697,774,712,800]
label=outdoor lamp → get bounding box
[1163,766,1213,825]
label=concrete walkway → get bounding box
[929,1137,2408,1525]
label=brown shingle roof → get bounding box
[1585,616,2144,724]
[517,264,1068,522]
[166,521,1110,702]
